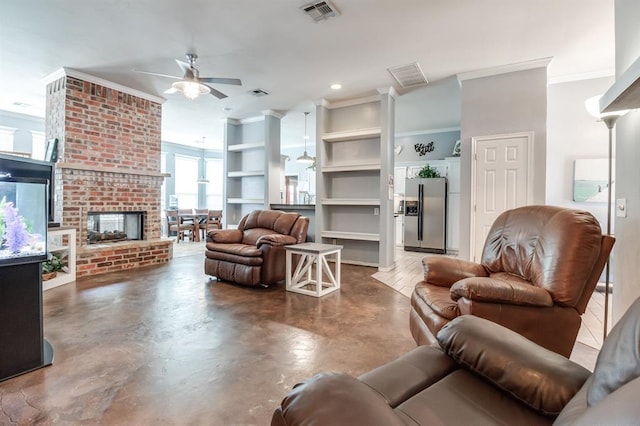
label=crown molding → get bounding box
[320,94,381,109]
[314,98,331,108]
[41,67,165,104]
[240,115,265,124]
[396,127,461,137]
[377,86,399,99]
[221,117,241,125]
[261,109,285,119]
[548,69,615,85]
[457,57,553,83]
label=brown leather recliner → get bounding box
[411,205,614,357]
[204,210,309,286]
[272,296,640,425]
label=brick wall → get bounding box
[46,73,171,278]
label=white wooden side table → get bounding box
[285,242,343,297]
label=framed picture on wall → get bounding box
[45,138,58,163]
[573,158,611,202]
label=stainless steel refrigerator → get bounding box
[404,177,447,253]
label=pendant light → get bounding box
[297,112,314,164]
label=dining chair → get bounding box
[166,210,193,243]
[200,209,223,239]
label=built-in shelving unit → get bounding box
[44,226,76,291]
[601,55,640,113]
[223,112,282,228]
[315,91,396,269]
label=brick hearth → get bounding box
[45,70,172,278]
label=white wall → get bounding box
[546,76,615,229]
[459,67,548,260]
[612,0,640,322]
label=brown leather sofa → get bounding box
[204,210,308,286]
[411,205,614,357]
[272,296,640,425]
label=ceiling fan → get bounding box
[135,53,242,100]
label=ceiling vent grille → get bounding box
[388,62,429,88]
[249,88,270,97]
[301,1,340,22]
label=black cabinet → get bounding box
[0,262,53,381]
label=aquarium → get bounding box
[0,177,47,266]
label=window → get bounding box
[174,155,198,209]
[30,131,46,161]
[205,158,223,209]
[0,126,17,153]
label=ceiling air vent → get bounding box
[301,1,340,22]
[388,62,429,88]
[249,88,270,97]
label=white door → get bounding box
[471,132,533,262]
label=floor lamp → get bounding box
[585,95,629,339]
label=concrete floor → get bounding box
[1,255,415,424]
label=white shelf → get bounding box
[43,270,74,291]
[227,198,265,204]
[321,163,381,172]
[321,231,380,242]
[322,127,381,142]
[601,55,640,113]
[227,142,265,152]
[321,198,380,206]
[227,170,264,177]
[45,226,76,291]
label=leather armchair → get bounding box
[204,210,308,287]
[272,296,640,425]
[411,205,614,357]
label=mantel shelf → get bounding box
[57,162,169,178]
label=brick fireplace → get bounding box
[45,69,172,278]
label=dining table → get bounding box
[178,211,209,242]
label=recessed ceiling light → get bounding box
[330,83,342,90]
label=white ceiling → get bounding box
[0,0,615,150]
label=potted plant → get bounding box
[42,252,65,281]
[417,164,441,178]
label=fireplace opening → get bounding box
[87,211,144,244]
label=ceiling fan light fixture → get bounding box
[172,80,210,100]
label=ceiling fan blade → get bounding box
[133,69,181,80]
[164,87,178,94]
[203,84,228,99]
[200,77,242,86]
[175,59,194,79]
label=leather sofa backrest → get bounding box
[238,210,307,245]
[481,205,604,307]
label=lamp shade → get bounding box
[296,151,315,163]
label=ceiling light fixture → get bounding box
[171,80,211,100]
[297,112,315,164]
[330,83,342,90]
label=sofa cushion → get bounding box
[437,315,590,416]
[587,296,640,406]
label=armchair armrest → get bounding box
[272,372,406,426]
[206,229,243,244]
[437,315,590,416]
[423,257,488,288]
[450,276,553,307]
[256,234,297,248]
